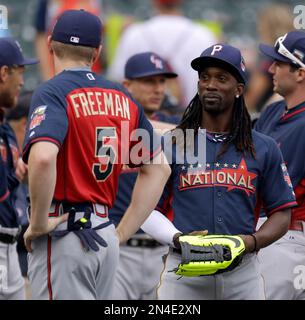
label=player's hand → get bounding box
[238,234,256,253]
[115,228,123,244]
[15,158,28,181]
[189,230,209,236]
[173,230,209,249]
[24,214,68,252]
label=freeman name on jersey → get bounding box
[68,89,131,120]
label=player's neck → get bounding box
[285,88,305,109]
[54,58,91,75]
[144,110,155,119]
[201,112,232,133]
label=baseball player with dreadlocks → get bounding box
[138,44,297,300]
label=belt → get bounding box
[126,238,163,248]
[49,202,112,252]
[289,220,304,231]
[48,202,108,219]
[0,233,18,244]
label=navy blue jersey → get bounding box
[23,69,160,207]
[255,100,305,224]
[157,130,297,235]
[0,154,9,202]
[0,121,20,228]
[110,166,138,226]
[151,111,180,124]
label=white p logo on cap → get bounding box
[211,45,223,56]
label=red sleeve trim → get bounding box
[141,145,162,165]
[156,206,167,215]
[268,201,298,216]
[128,145,162,168]
[148,145,162,162]
[0,190,9,202]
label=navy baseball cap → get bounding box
[0,37,38,67]
[191,44,247,84]
[51,9,102,48]
[125,52,177,79]
[259,31,305,67]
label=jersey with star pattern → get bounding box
[157,130,297,235]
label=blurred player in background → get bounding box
[110,52,178,300]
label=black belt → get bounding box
[61,202,94,213]
[0,233,17,244]
[126,238,163,248]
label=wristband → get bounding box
[173,232,184,249]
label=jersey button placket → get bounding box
[213,143,223,233]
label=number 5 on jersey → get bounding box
[93,127,117,181]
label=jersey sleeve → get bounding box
[0,155,9,203]
[128,104,162,167]
[260,138,297,216]
[22,84,68,163]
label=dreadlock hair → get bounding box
[173,93,256,159]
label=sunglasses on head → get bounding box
[275,34,305,69]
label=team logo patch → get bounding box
[281,163,294,194]
[30,105,47,130]
[0,138,7,162]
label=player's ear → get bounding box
[0,65,9,83]
[197,80,200,93]
[92,45,102,64]
[236,83,245,97]
[123,79,131,91]
[296,68,305,83]
[47,35,53,55]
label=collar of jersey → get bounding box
[281,100,305,121]
[64,67,91,72]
